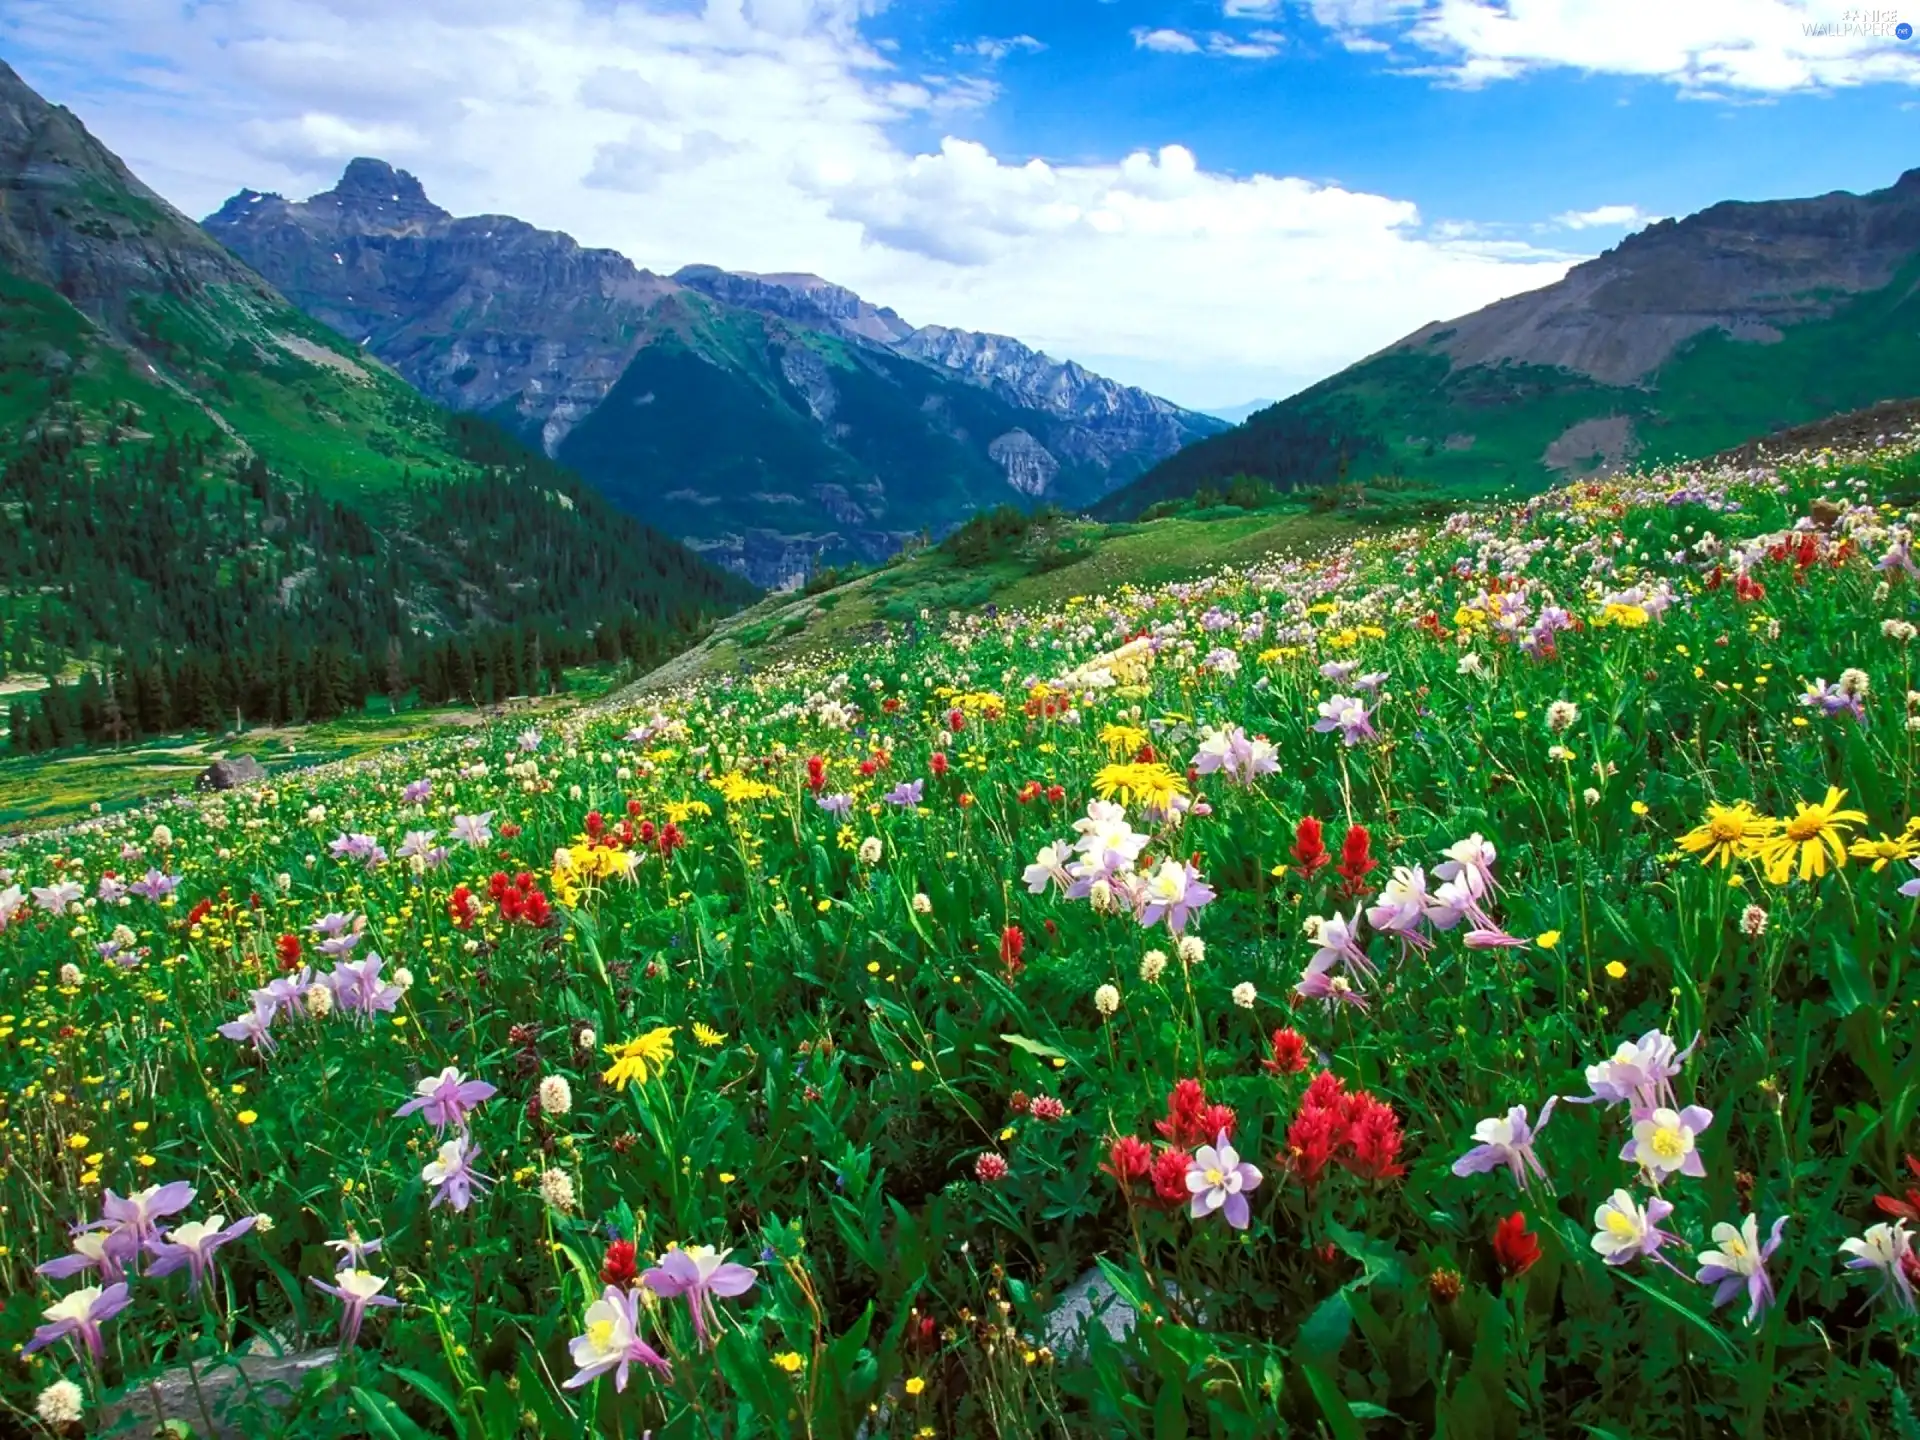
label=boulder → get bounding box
[197,755,267,791]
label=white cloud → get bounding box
[1132,24,1283,57]
[1,0,1574,406]
[1132,27,1203,53]
[960,34,1045,61]
[1300,0,1920,92]
[1552,203,1658,230]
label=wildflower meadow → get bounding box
[5,441,1920,1437]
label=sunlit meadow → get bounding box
[5,441,1920,1437]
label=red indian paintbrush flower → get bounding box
[1874,1155,1920,1222]
[1337,825,1379,897]
[600,1238,640,1288]
[1101,1136,1153,1186]
[1291,817,1330,877]
[999,924,1024,977]
[1493,1212,1542,1279]
[1263,1027,1310,1075]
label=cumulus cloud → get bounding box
[2,0,1573,405]
[1133,27,1204,53]
[1298,0,1920,92]
[960,35,1045,62]
[1552,203,1659,230]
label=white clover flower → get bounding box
[1547,699,1579,733]
[1140,950,1168,983]
[1231,982,1257,1009]
[1178,936,1206,965]
[37,1380,84,1425]
[539,1075,574,1116]
[306,984,334,1019]
[1741,904,1769,937]
[150,824,173,848]
[1094,983,1120,1016]
[59,962,82,987]
[576,1028,597,1052]
[858,836,883,866]
[1583,787,1602,806]
[539,1167,577,1213]
[393,967,414,991]
[912,892,933,914]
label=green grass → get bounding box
[631,501,1399,692]
[0,665,632,834]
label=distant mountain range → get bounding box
[205,160,1226,587]
[0,59,748,740]
[1100,168,1920,518]
[1201,400,1277,425]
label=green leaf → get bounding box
[386,1366,468,1437]
[1001,1032,1066,1060]
[1301,1364,1363,1440]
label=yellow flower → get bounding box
[1630,801,1649,817]
[1098,723,1149,759]
[713,772,781,805]
[1757,787,1867,884]
[718,1172,737,1184]
[1092,762,1186,813]
[905,1376,927,1396]
[603,1027,678,1089]
[1677,802,1778,868]
[1605,961,1627,980]
[692,1023,727,1048]
[1848,832,1917,873]
[236,1110,258,1126]
[1535,930,1561,949]
[774,1352,805,1374]
[67,1133,89,1150]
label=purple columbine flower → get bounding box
[101,1181,195,1256]
[564,1285,673,1390]
[1022,840,1073,896]
[1318,660,1359,682]
[401,778,433,804]
[22,1283,133,1363]
[309,1270,399,1348]
[328,833,389,868]
[129,869,180,903]
[1839,1221,1917,1312]
[451,812,495,847]
[1313,694,1377,747]
[397,830,446,869]
[1135,859,1215,937]
[1352,670,1389,695]
[36,1226,128,1285]
[1434,833,1500,896]
[1185,1130,1262,1229]
[217,997,278,1053]
[882,779,924,807]
[641,1245,759,1349]
[1900,858,1920,899]
[422,1136,489,1212]
[1451,1100,1557,1187]
[1294,948,1368,1011]
[325,1233,384,1271]
[1800,679,1865,724]
[33,880,84,914]
[97,874,127,904]
[1695,1214,1787,1325]
[325,954,403,1019]
[816,792,853,818]
[255,969,317,1021]
[1365,865,1433,955]
[1623,1105,1714,1184]
[517,728,542,752]
[311,911,357,937]
[1574,1029,1699,1116]
[394,1067,496,1132]
[1190,725,1279,788]
[146,1213,257,1295]
[1590,1189,1681,1268]
[1308,907,1376,979]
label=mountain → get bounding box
[1097,168,1920,519]
[0,59,750,748]
[205,161,1225,587]
[1201,400,1277,425]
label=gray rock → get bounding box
[103,1347,337,1438]
[197,755,268,791]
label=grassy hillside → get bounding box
[1102,235,1920,520]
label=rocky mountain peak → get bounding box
[315,156,450,230]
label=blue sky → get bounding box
[4,0,1916,409]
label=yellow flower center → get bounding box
[1650,1128,1685,1160]
[1784,812,1826,842]
[1204,1167,1225,1187]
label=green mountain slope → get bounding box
[1098,167,1920,519]
[0,58,752,750]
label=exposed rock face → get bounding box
[1401,170,1920,384]
[988,428,1060,497]
[198,755,268,790]
[893,324,1220,467]
[204,160,681,451]
[0,59,278,332]
[674,265,915,345]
